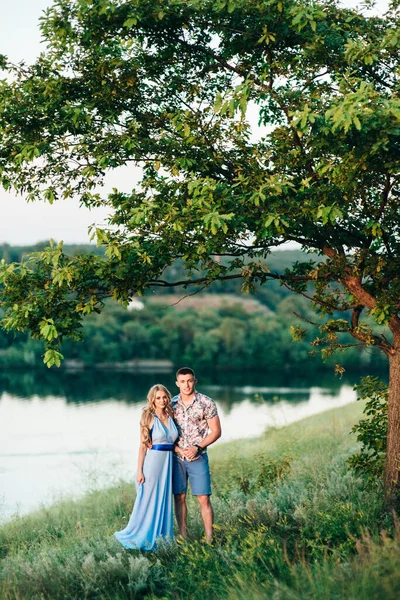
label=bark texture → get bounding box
[385,350,400,507]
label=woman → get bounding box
[114,384,178,550]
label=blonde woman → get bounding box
[114,384,178,550]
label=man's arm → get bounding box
[199,415,222,449]
[184,416,222,460]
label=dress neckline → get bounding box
[155,414,170,433]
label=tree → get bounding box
[0,0,399,499]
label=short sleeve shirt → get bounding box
[171,391,218,450]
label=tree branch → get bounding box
[177,37,319,181]
[148,269,331,289]
[155,285,207,308]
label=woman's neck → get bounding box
[155,409,167,419]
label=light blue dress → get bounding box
[114,415,178,551]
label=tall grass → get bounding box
[1,401,397,599]
[228,525,400,600]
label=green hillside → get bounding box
[1,402,398,599]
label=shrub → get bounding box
[0,536,167,600]
[348,376,388,481]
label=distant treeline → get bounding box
[0,242,311,306]
[65,299,386,372]
[0,297,386,373]
[0,242,104,264]
[0,243,386,372]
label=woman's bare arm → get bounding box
[136,418,153,484]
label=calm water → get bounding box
[0,369,361,521]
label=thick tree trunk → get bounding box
[384,350,400,507]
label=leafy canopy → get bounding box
[0,0,399,362]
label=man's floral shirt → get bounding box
[171,391,218,452]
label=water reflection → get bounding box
[0,368,380,522]
[0,367,356,407]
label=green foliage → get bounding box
[0,0,399,495]
[0,283,388,371]
[43,348,64,368]
[57,299,386,371]
[348,376,388,480]
[256,455,292,489]
[294,464,377,556]
[234,455,293,495]
[229,525,400,600]
[0,0,399,373]
[0,402,390,600]
[0,537,166,599]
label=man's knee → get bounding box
[196,494,211,508]
[174,493,186,505]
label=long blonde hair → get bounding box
[140,384,173,446]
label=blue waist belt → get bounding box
[151,444,174,451]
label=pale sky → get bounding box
[0,0,390,245]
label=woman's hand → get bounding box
[174,445,185,459]
[136,471,145,485]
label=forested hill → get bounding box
[0,244,384,373]
[0,242,105,264]
[0,243,315,310]
[0,242,307,267]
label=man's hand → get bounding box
[174,445,199,460]
[184,445,201,461]
[175,445,204,460]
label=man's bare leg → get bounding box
[174,493,187,538]
[196,495,213,542]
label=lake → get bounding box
[0,368,363,521]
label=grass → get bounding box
[0,401,398,599]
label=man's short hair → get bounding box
[176,367,196,379]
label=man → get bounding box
[171,367,222,542]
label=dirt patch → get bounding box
[145,293,271,314]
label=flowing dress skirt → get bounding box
[114,416,178,550]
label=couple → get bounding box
[114,367,222,550]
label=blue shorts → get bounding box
[172,454,212,496]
